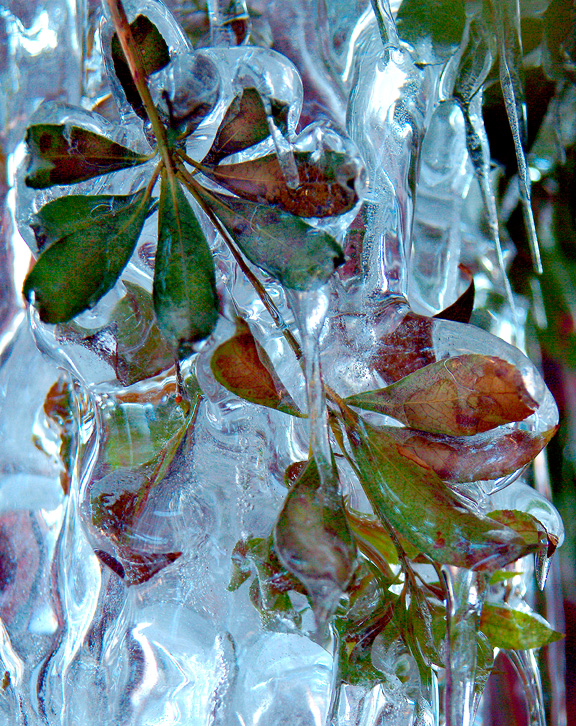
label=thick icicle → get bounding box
[442,568,486,726]
[207,0,250,46]
[492,0,542,273]
[507,649,547,726]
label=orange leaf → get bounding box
[347,354,537,436]
[384,426,556,482]
[210,318,302,416]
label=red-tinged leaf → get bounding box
[25,124,149,189]
[23,190,152,323]
[274,458,358,629]
[382,426,556,483]
[373,309,436,384]
[488,510,559,558]
[42,379,75,495]
[284,460,308,487]
[95,547,182,585]
[348,420,541,570]
[203,150,358,218]
[433,264,475,324]
[344,506,400,577]
[480,603,564,650]
[211,318,302,416]
[347,355,537,436]
[203,88,271,165]
[111,15,170,119]
[154,176,219,355]
[194,185,344,290]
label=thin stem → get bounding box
[176,162,304,360]
[104,0,175,175]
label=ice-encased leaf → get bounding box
[377,426,556,483]
[488,509,559,559]
[372,310,436,383]
[274,458,357,630]
[210,318,302,416]
[203,87,283,165]
[154,176,219,355]
[110,281,175,385]
[480,603,564,650]
[23,190,152,323]
[195,185,344,290]
[111,14,171,119]
[348,420,542,570]
[346,355,537,436]
[203,150,359,218]
[25,124,150,189]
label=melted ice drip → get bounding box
[442,567,486,726]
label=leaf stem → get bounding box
[176,163,304,360]
[104,0,174,174]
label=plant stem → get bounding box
[176,163,304,360]
[104,0,174,175]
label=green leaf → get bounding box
[109,281,175,385]
[347,420,542,570]
[195,185,344,290]
[203,150,359,218]
[488,509,559,558]
[396,0,466,62]
[111,14,171,119]
[374,426,556,483]
[23,189,152,323]
[203,88,272,166]
[346,354,537,436]
[210,317,302,415]
[480,603,564,650]
[154,176,218,355]
[25,124,150,189]
[274,458,357,629]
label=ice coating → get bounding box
[1,0,567,724]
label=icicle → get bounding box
[492,0,543,273]
[207,0,250,47]
[289,287,332,487]
[442,568,486,726]
[507,649,547,726]
[462,92,518,321]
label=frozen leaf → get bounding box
[111,14,170,119]
[379,426,556,483]
[347,355,537,436]
[42,379,75,495]
[373,310,435,383]
[154,176,218,355]
[109,281,175,386]
[274,458,357,629]
[210,318,302,416]
[204,150,358,218]
[203,88,272,165]
[488,510,559,558]
[396,0,466,62]
[480,603,564,650]
[23,189,152,323]
[195,185,344,290]
[433,265,475,324]
[228,537,306,630]
[95,547,182,586]
[348,420,542,570]
[25,124,150,189]
[344,506,400,569]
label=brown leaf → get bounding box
[204,150,358,218]
[95,547,182,585]
[210,318,302,416]
[384,426,556,482]
[347,354,537,436]
[372,310,436,384]
[433,264,475,324]
[203,88,271,165]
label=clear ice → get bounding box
[0,0,568,724]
